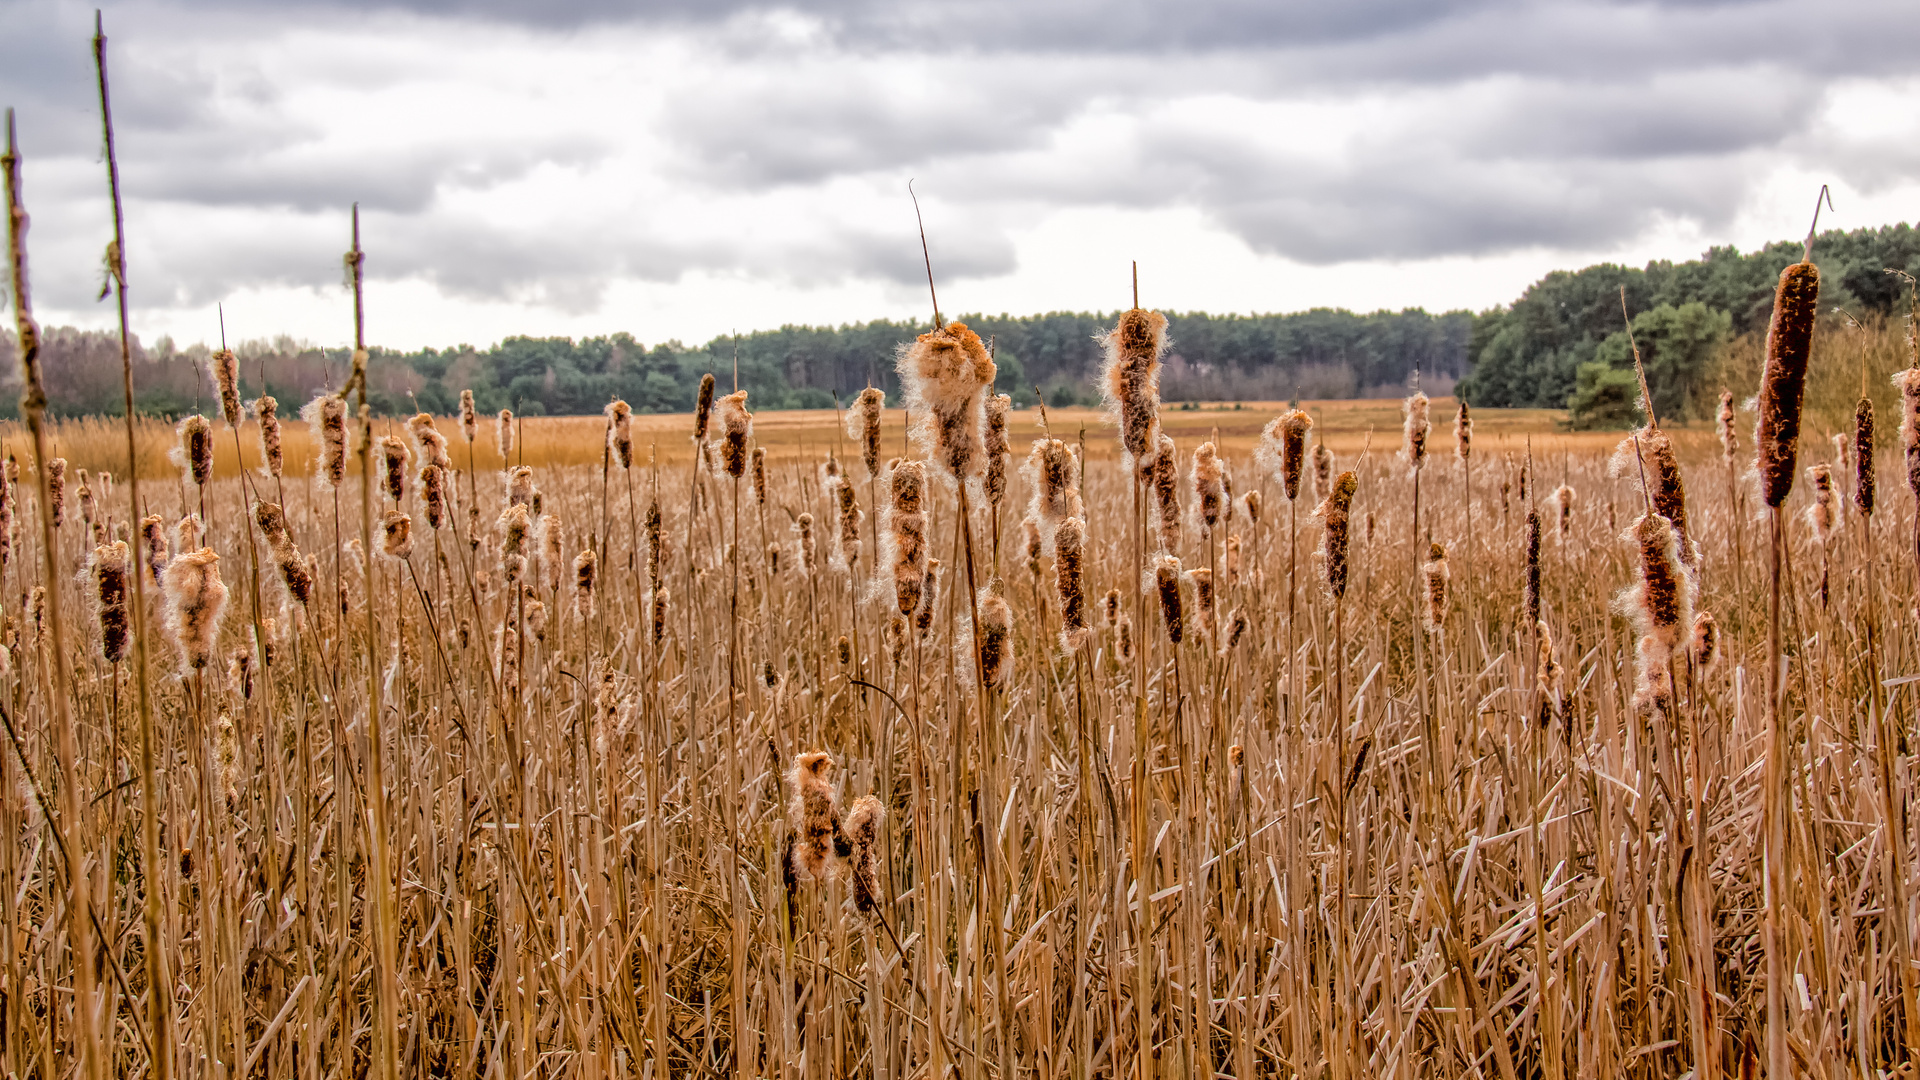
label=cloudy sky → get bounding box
[3,0,1917,351]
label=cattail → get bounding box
[1316,471,1357,599]
[975,584,1014,687]
[407,412,451,472]
[796,512,817,573]
[1517,456,1530,505]
[605,400,633,469]
[1187,565,1215,641]
[302,394,347,488]
[380,511,413,560]
[1610,430,1693,563]
[983,392,1011,505]
[1103,587,1121,628]
[766,542,781,574]
[882,459,928,616]
[1239,490,1261,526]
[1855,397,1875,515]
[1690,611,1718,668]
[162,547,229,673]
[646,500,663,589]
[1755,261,1821,507]
[1617,512,1694,708]
[1420,542,1449,632]
[229,649,254,701]
[1116,616,1134,660]
[537,513,564,593]
[252,395,284,479]
[1056,516,1090,650]
[650,586,669,645]
[832,476,862,569]
[254,501,313,605]
[785,751,841,885]
[209,348,241,427]
[1547,483,1575,544]
[459,389,477,443]
[1312,443,1334,502]
[693,373,717,442]
[1151,555,1184,643]
[1257,410,1312,501]
[915,558,943,640]
[837,635,852,665]
[416,465,447,529]
[1150,434,1181,553]
[1189,442,1226,536]
[377,435,411,504]
[1024,438,1083,545]
[1100,307,1169,468]
[496,409,515,464]
[1524,508,1542,626]
[897,321,996,483]
[751,447,768,505]
[1401,390,1429,475]
[1804,463,1835,544]
[1454,400,1472,466]
[76,469,95,526]
[717,390,751,477]
[1896,368,1920,500]
[1225,534,1242,584]
[1022,517,1043,569]
[177,513,203,552]
[213,712,239,811]
[573,549,597,615]
[843,794,886,919]
[882,612,909,665]
[499,504,531,584]
[141,514,167,584]
[92,541,131,663]
[1715,390,1738,466]
[1535,620,1564,721]
[506,466,534,508]
[1221,611,1247,656]
[46,457,67,527]
[848,386,886,480]
[524,591,548,641]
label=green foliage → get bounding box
[1567,301,1732,428]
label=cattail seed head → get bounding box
[897,321,996,483]
[848,386,885,479]
[766,542,781,574]
[378,435,411,504]
[302,394,347,488]
[882,459,929,615]
[693,373,717,442]
[1116,615,1133,660]
[496,408,516,464]
[915,558,942,640]
[1150,434,1181,553]
[1855,397,1875,515]
[407,412,451,471]
[1024,438,1083,546]
[380,510,413,560]
[535,513,564,592]
[76,469,95,526]
[1103,587,1121,628]
[1258,410,1312,501]
[229,649,254,701]
[975,584,1015,687]
[1524,508,1542,626]
[982,392,1011,506]
[1546,483,1576,544]
[1715,390,1738,465]
[717,390,752,477]
[1221,611,1247,657]
[1315,471,1357,600]
[92,540,131,663]
[1535,620,1564,711]
[162,547,229,674]
[459,389,477,443]
[1312,443,1333,501]
[796,512,817,573]
[650,586,669,645]
[204,348,242,427]
[1804,463,1836,545]
[1151,554,1185,643]
[1055,516,1090,650]
[1609,430,1692,563]
[499,504,532,583]
[1895,368,1920,498]
[573,549,596,615]
[1189,442,1227,536]
[843,794,886,920]
[1420,542,1449,633]
[785,750,841,885]
[1239,490,1261,526]
[1022,517,1043,569]
[1225,534,1242,584]
[141,514,167,584]
[254,395,283,479]
[752,446,768,505]
[176,513,203,552]
[213,712,239,811]
[417,464,447,529]
[1690,611,1718,668]
[837,635,852,665]
[170,414,214,487]
[1618,511,1693,649]
[1100,307,1169,468]
[605,400,633,469]
[645,500,663,589]
[831,476,862,570]
[1454,400,1472,465]
[1755,261,1821,507]
[1187,565,1215,641]
[506,466,534,508]
[1401,391,1429,475]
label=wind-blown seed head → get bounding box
[459,389,477,443]
[1609,430,1693,563]
[1022,516,1043,568]
[208,349,242,427]
[1238,490,1261,527]
[831,476,862,570]
[506,466,534,508]
[495,409,516,465]
[1690,611,1718,668]
[408,412,451,471]
[92,540,130,663]
[752,447,768,505]
[1055,516,1091,650]
[1150,434,1181,553]
[975,584,1015,687]
[1189,442,1227,536]
[1855,397,1876,515]
[1023,438,1083,548]
[897,321,996,483]
[605,400,633,469]
[1454,400,1472,465]
[302,394,347,488]
[848,387,886,479]
[417,464,447,529]
[141,515,167,584]
[379,435,411,504]
[176,513,203,552]
[1616,512,1693,711]
[1099,307,1169,468]
[76,469,94,526]
[499,504,532,583]
[881,459,928,616]
[982,393,1011,505]
[1187,565,1215,641]
[843,794,887,920]
[573,549,596,616]
[717,390,752,477]
[1224,533,1242,585]
[1716,390,1738,465]
[1312,443,1334,502]
[1754,260,1821,507]
[915,558,942,640]
[162,547,229,674]
[693,373,717,442]
[795,512,817,573]
[1546,484,1576,544]
[380,511,413,560]
[536,513,564,592]
[255,395,283,478]
[1257,410,1312,501]
[1315,471,1357,600]
[785,751,841,885]
[1895,368,1920,498]
[1151,554,1185,643]
[1420,542,1449,633]
[172,415,213,487]
[1401,391,1430,475]
[1102,587,1121,628]
[1804,463,1836,545]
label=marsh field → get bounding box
[3,306,1920,1080]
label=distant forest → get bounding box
[3,222,1916,424]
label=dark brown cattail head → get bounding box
[693,372,717,442]
[173,414,213,487]
[884,460,929,616]
[1454,400,1471,465]
[1717,391,1738,464]
[302,394,347,488]
[574,548,596,616]
[1524,508,1542,626]
[1152,554,1184,643]
[1754,260,1820,507]
[1022,516,1042,568]
[380,510,413,560]
[848,386,886,479]
[379,435,411,504]
[1316,471,1357,600]
[832,476,862,569]
[1221,611,1247,656]
[646,500,663,588]
[752,446,768,505]
[141,514,167,584]
[1187,565,1215,640]
[459,389,477,443]
[1239,489,1261,526]
[837,635,852,665]
[975,584,1014,687]
[1401,391,1429,476]
[897,321,995,483]
[1618,511,1692,648]
[208,349,241,427]
[255,394,283,478]
[1855,396,1875,515]
[1055,515,1090,650]
[1258,410,1312,501]
[843,794,887,920]
[1150,434,1181,553]
[417,464,446,529]
[1420,541,1449,633]
[915,558,942,639]
[1100,307,1168,467]
[1312,442,1333,501]
[1116,615,1134,660]
[717,390,751,477]
[496,408,515,463]
[1103,587,1121,628]
[983,392,1011,506]
[650,586,669,645]
[605,400,633,469]
[92,540,130,663]
[253,500,288,544]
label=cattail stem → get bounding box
[1763,506,1790,1077]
